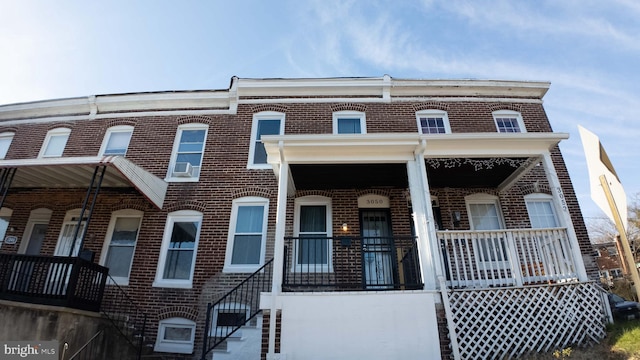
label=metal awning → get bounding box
[0,156,167,209]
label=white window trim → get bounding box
[99,125,134,156]
[332,110,366,134]
[153,210,202,288]
[99,209,143,286]
[293,195,333,272]
[53,209,85,257]
[165,123,209,182]
[492,110,526,133]
[154,317,196,354]
[524,193,560,229]
[416,110,451,134]
[247,111,285,169]
[465,194,508,268]
[0,132,15,159]
[223,197,269,273]
[0,207,12,250]
[38,127,71,158]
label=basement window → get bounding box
[154,317,195,354]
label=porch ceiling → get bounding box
[290,163,408,189]
[425,157,532,188]
[0,156,167,209]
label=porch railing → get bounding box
[0,253,108,312]
[283,236,422,291]
[438,228,578,288]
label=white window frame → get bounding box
[99,125,133,156]
[293,195,333,272]
[416,110,451,134]
[99,209,143,286]
[153,210,202,288]
[154,317,196,354]
[53,209,86,257]
[524,193,560,229]
[465,194,509,267]
[493,110,526,133]
[0,207,12,250]
[165,123,208,182]
[0,132,15,159]
[223,197,269,273]
[332,110,366,134]
[247,111,285,169]
[38,128,71,158]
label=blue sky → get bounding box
[1,0,638,223]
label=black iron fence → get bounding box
[0,253,108,312]
[201,258,273,360]
[283,236,422,291]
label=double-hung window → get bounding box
[466,194,508,264]
[166,124,208,181]
[100,209,142,285]
[0,132,14,159]
[154,317,196,354]
[525,193,559,229]
[100,125,133,156]
[248,112,284,169]
[154,210,202,288]
[224,197,269,272]
[333,111,366,134]
[493,110,526,133]
[416,110,451,134]
[294,196,332,271]
[39,128,71,158]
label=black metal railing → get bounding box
[283,236,423,291]
[100,275,147,360]
[201,258,273,360]
[65,330,104,360]
[0,254,108,312]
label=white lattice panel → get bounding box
[446,283,606,359]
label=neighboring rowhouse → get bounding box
[0,76,605,360]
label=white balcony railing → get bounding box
[438,228,578,288]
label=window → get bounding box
[210,302,250,339]
[0,207,12,250]
[0,132,14,159]
[154,317,195,354]
[248,112,284,168]
[154,210,202,288]
[39,128,71,158]
[524,193,559,229]
[100,210,142,285]
[466,194,508,263]
[333,111,366,134]
[294,196,332,270]
[224,197,269,272]
[416,110,451,134]
[100,125,133,156]
[166,124,208,181]
[493,110,526,133]
[53,209,86,257]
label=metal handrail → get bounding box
[66,330,104,360]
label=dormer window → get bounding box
[416,110,451,134]
[333,111,366,134]
[493,110,526,133]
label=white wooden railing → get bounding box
[438,228,578,288]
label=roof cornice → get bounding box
[0,76,550,123]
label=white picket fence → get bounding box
[438,228,578,288]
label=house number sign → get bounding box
[357,194,390,208]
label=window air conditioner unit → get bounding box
[173,162,194,177]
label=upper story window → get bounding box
[166,124,208,182]
[493,110,526,133]
[0,132,14,159]
[333,111,366,134]
[524,193,559,228]
[248,112,284,169]
[224,197,269,273]
[100,125,133,156]
[154,210,202,288]
[39,128,71,158]
[416,110,451,134]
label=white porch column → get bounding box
[541,151,589,281]
[407,142,443,290]
[268,151,289,357]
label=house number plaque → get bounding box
[357,194,390,208]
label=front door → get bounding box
[360,209,394,288]
[25,223,48,255]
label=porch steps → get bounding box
[212,315,262,360]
